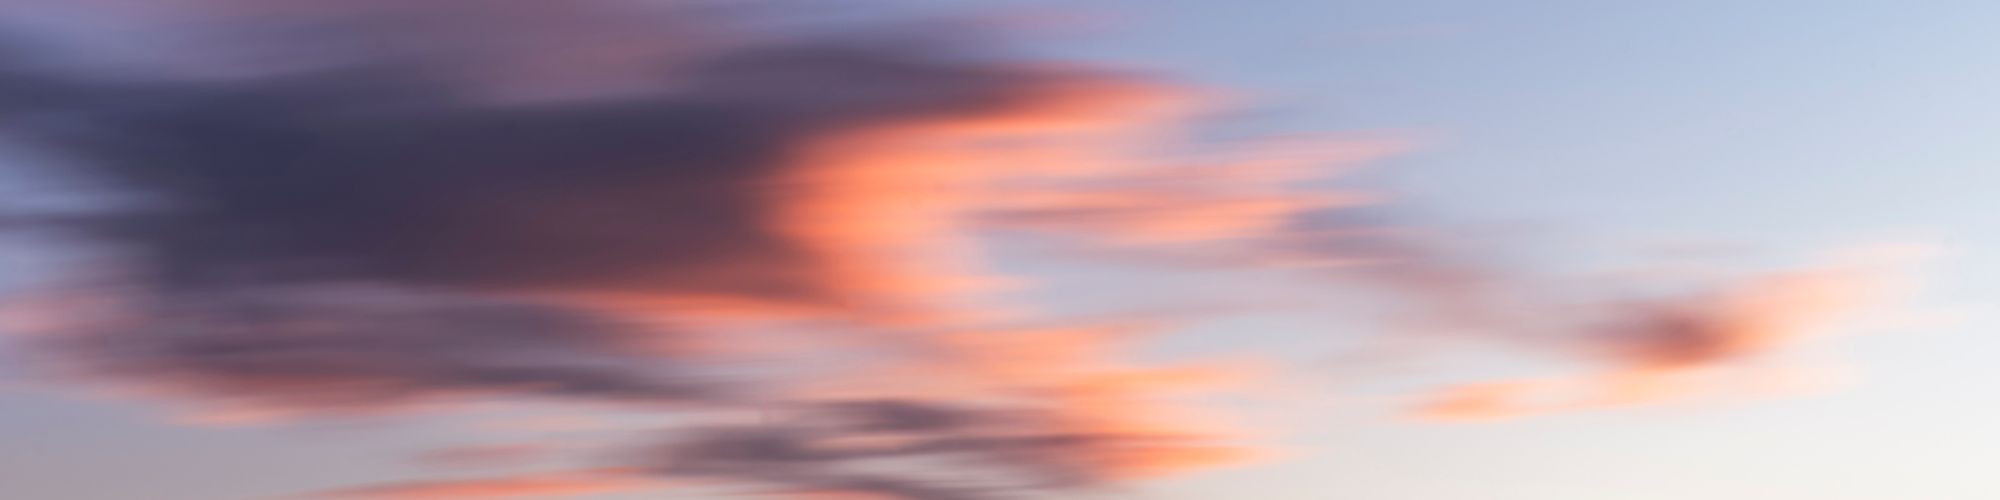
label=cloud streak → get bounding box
[304,468,666,500]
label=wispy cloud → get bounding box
[303,468,667,500]
[1414,245,1932,420]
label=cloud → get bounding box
[0,1,1276,497]
[9,44,1061,312]
[644,397,1247,500]
[583,319,1266,499]
[1411,245,1929,419]
[417,443,557,470]
[472,415,611,434]
[304,468,666,500]
[34,285,718,419]
[0,0,1184,405]
[984,136,1403,249]
[1412,380,1545,422]
[1590,263,1889,371]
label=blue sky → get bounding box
[1041,2,2000,498]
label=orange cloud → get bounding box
[985,136,1405,249]
[1413,379,1563,422]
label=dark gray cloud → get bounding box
[0,0,1070,414]
[39,285,718,415]
[5,36,1050,305]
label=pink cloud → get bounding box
[305,469,667,500]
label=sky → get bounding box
[2,1,1997,499]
